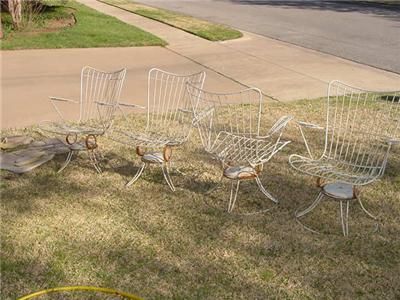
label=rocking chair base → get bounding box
[295,181,378,236]
[57,134,103,174]
[126,146,176,192]
[207,165,279,215]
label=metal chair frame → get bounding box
[188,83,292,214]
[289,80,400,235]
[112,68,206,191]
[39,66,127,173]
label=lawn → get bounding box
[1,99,399,299]
[99,0,243,42]
[0,0,166,50]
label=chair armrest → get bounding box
[256,116,293,139]
[49,96,79,104]
[95,101,116,107]
[178,108,192,114]
[386,138,400,146]
[296,121,324,130]
[48,97,79,122]
[295,120,324,160]
[118,102,146,109]
[255,134,271,139]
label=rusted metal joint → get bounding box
[136,146,145,157]
[163,145,172,162]
[66,133,78,145]
[353,186,359,199]
[85,134,98,150]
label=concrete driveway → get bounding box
[137,0,400,74]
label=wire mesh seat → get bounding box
[289,81,400,236]
[289,154,386,186]
[187,83,292,214]
[40,123,105,136]
[111,68,206,191]
[39,66,127,173]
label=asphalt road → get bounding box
[137,0,400,74]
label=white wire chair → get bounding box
[289,80,400,236]
[187,83,292,214]
[111,68,206,191]
[39,66,127,173]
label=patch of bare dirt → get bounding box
[19,10,76,36]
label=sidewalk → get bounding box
[79,0,400,101]
[1,47,240,129]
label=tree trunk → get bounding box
[0,18,3,39]
[8,0,22,30]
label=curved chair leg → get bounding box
[340,200,350,236]
[161,162,176,192]
[357,197,377,220]
[255,176,278,204]
[126,163,146,187]
[227,180,240,213]
[295,192,324,234]
[296,192,324,218]
[57,150,74,173]
[88,149,102,174]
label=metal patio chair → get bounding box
[39,66,127,173]
[111,68,206,191]
[187,83,292,214]
[289,81,400,236]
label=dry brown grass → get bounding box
[1,99,399,299]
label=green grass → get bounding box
[0,0,166,50]
[99,0,243,42]
[1,99,399,299]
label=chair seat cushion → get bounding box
[141,152,164,164]
[223,165,258,180]
[323,182,354,199]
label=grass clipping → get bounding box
[100,0,243,41]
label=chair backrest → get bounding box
[323,81,399,176]
[79,66,127,130]
[187,83,263,151]
[145,68,206,143]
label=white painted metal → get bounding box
[290,80,400,235]
[187,82,292,214]
[39,66,127,173]
[112,68,206,191]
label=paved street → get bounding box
[137,0,400,74]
